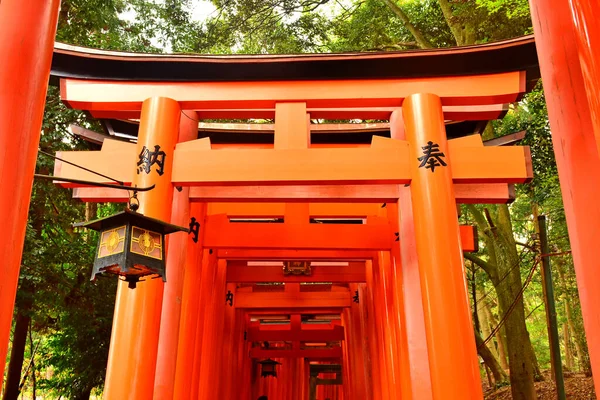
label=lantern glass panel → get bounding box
[98,225,126,258]
[130,226,163,260]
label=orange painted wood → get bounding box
[568,0,600,156]
[73,182,516,204]
[375,251,403,399]
[248,308,344,316]
[250,347,343,359]
[363,263,385,400]
[55,142,530,187]
[198,260,228,400]
[208,203,378,218]
[247,325,345,342]
[218,249,376,261]
[94,104,507,120]
[369,257,394,399]
[173,204,207,399]
[226,263,366,283]
[204,215,477,252]
[60,72,525,112]
[530,0,600,390]
[220,283,237,400]
[390,109,433,400]
[348,285,371,399]
[0,0,62,385]
[234,291,351,308]
[173,145,411,186]
[154,111,198,399]
[274,102,309,149]
[103,98,180,399]
[403,93,482,399]
[203,214,394,250]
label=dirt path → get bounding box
[484,374,596,400]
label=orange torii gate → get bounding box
[4,1,600,398]
[45,62,532,400]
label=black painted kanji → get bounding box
[189,217,200,243]
[137,145,166,176]
[417,141,447,172]
[226,290,234,306]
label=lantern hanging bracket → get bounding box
[33,174,155,192]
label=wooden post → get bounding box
[154,110,198,399]
[173,203,207,398]
[538,215,566,400]
[364,261,387,400]
[0,0,61,384]
[390,110,433,400]
[568,0,600,156]
[372,252,401,399]
[403,93,482,399]
[351,283,372,399]
[188,248,218,398]
[528,0,600,391]
[103,97,180,399]
[197,259,228,399]
[220,283,238,399]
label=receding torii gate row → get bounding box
[47,69,532,400]
[2,0,600,398]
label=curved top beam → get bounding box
[50,35,539,84]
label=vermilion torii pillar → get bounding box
[154,111,199,399]
[0,0,62,386]
[103,97,181,399]
[529,0,600,393]
[403,93,483,399]
[567,0,600,156]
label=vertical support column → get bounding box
[349,283,372,399]
[0,0,61,384]
[529,0,600,391]
[390,109,433,400]
[104,97,180,399]
[189,248,218,398]
[154,111,199,399]
[363,261,386,400]
[568,0,600,155]
[220,282,238,399]
[341,308,353,399]
[198,259,228,399]
[173,203,207,398]
[370,253,399,399]
[403,93,482,399]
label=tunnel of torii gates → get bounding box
[2,1,600,400]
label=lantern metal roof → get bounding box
[74,208,189,234]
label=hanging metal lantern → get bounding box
[258,358,281,378]
[75,208,188,289]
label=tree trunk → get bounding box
[478,291,499,359]
[73,388,92,400]
[476,330,509,384]
[466,204,538,400]
[29,327,36,400]
[436,0,477,46]
[380,0,433,49]
[563,322,574,371]
[556,257,592,375]
[565,298,591,375]
[496,326,510,371]
[488,308,510,371]
[2,311,30,400]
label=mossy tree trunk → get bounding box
[466,204,539,400]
